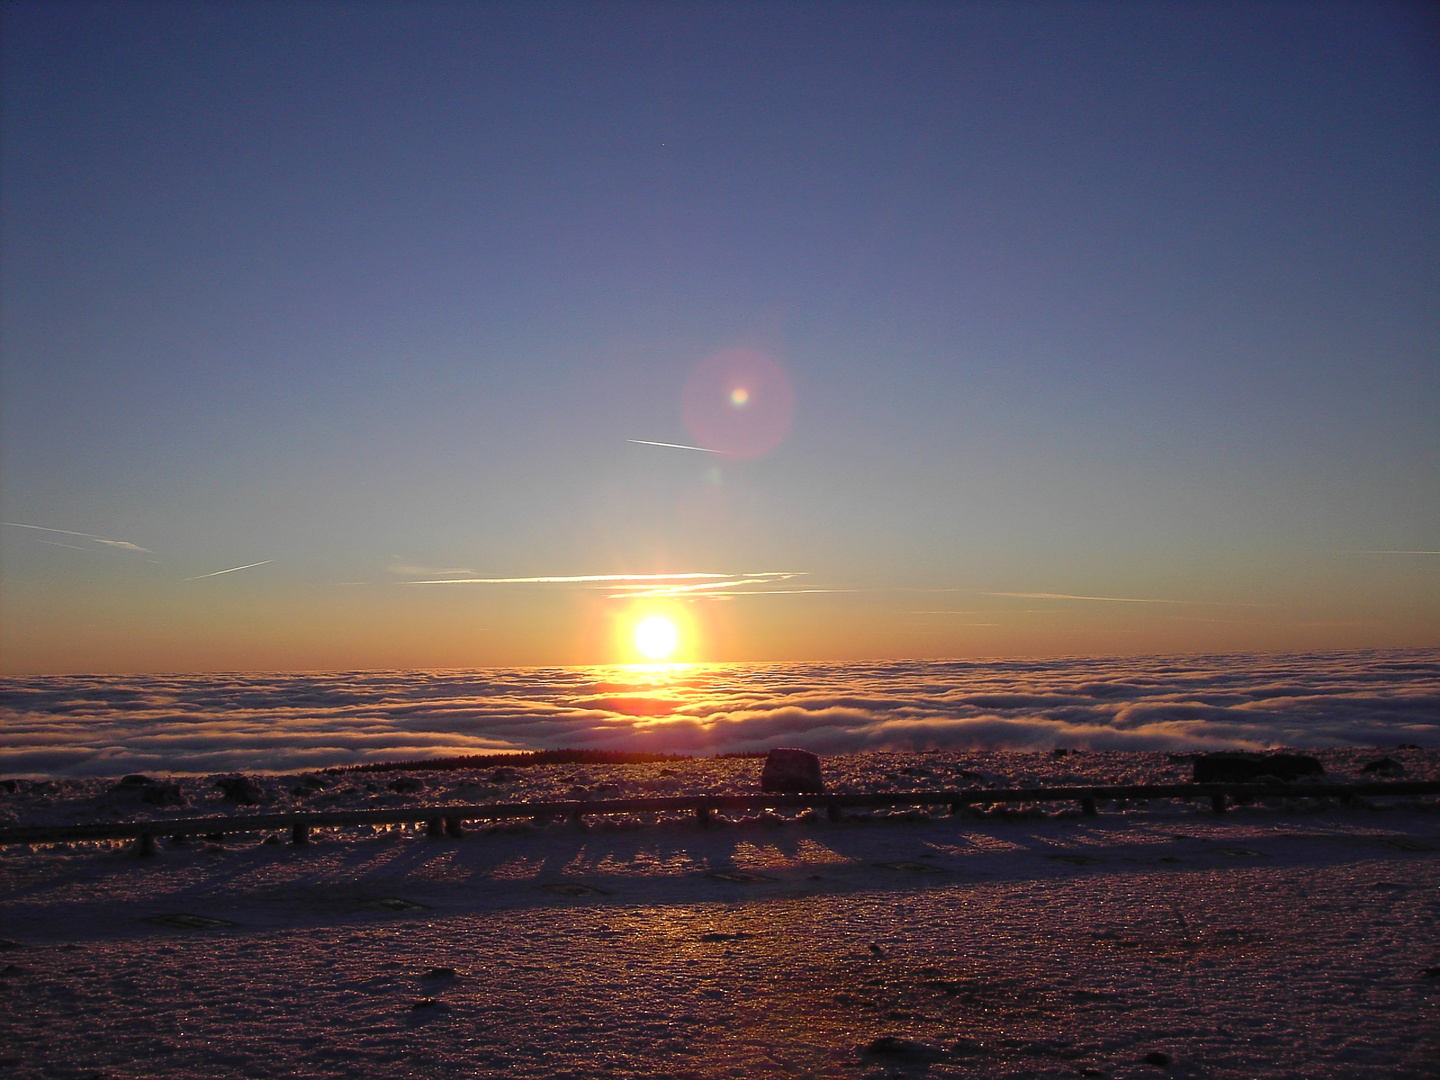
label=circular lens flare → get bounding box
[682,348,794,460]
[634,615,679,660]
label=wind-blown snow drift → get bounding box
[1,650,1436,777]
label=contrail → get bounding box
[4,521,153,553]
[5,522,104,538]
[1356,550,1440,555]
[407,572,732,585]
[185,560,273,581]
[984,592,1184,604]
[627,439,727,455]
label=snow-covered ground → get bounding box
[3,745,1437,833]
[2,750,1437,1078]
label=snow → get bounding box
[2,750,1438,1078]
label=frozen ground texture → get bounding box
[2,648,1437,776]
[2,751,1438,1079]
[1,745,1437,833]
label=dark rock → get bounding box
[118,774,154,787]
[1362,756,1406,777]
[1143,1050,1172,1067]
[1193,753,1323,784]
[490,767,519,782]
[0,779,16,793]
[410,997,446,1011]
[1421,965,1440,978]
[760,748,825,793]
[1079,1069,1106,1078]
[861,1037,943,1063]
[421,967,457,980]
[213,774,264,804]
[388,776,426,794]
[140,783,185,807]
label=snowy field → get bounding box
[2,749,1438,1079]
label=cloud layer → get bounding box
[1,650,1436,777]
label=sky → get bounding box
[1,1,1437,673]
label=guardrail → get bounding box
[3,780,1438,853]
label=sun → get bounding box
[634,615,679,660]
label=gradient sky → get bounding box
[2,1,1437,673]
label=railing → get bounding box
[2,780,1437,852]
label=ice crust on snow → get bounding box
[1,775,1437,1079]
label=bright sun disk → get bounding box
[634,615,679,660]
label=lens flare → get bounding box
[682,347,794,460]
[634,615,679,660]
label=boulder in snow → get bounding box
[760,748,825,794]
[1193,753,1322,784]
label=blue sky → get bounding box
[2,1,1437,671]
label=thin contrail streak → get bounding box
[627,439,728,454]
[4,522,104,538]
[407,573,733,585]
[984,592,1184,604]
[1356,550,1440,555]
[185,560,273,581]
[4,521,152,553]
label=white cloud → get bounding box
[2,650,1435,776]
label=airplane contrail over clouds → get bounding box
[626,439,729,455]
[4,521,153,553]
[184,560,273,581]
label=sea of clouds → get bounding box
[1,650,1437,777]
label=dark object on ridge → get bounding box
[1143,1050,1172,1067]
[862,1037,943,1063]
[1192,753,1323,784]
[388,776,425,794]
[760,747,825,793]
[141,782,185,806]
[214,774,264,805]
[1362,756,1406,777]
[108,775,185,806]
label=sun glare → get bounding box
[729,386,749,406]
[634,615,679,660]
